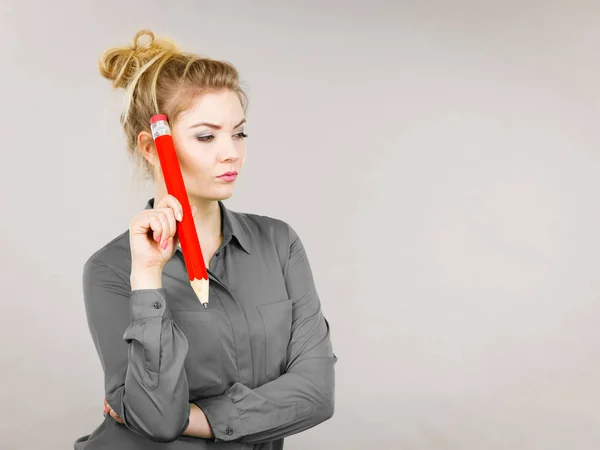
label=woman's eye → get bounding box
[195,132,247,143]
[196,135,214,142]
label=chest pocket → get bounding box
[170,310,222,397]
[257,299,293,380]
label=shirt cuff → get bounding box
[194,392,244,442]
[130,288,168,322]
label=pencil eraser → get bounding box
[150,114,168,124]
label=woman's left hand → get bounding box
[104,397,124,424]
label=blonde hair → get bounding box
[98,29,248,182]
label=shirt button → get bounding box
[226,428,233,435]
[153,301,162,309]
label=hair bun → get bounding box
[98,29,179,89]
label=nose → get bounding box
[219,135,242,161]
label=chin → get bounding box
[190,184,236,203]
[205,190,235,202]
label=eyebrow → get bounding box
[189,118,246,130]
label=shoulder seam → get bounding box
[282,222,292,279]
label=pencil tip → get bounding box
[203,303,208,309]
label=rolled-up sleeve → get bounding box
[194,224,337,444]
[82,259,191,443]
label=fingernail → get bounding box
[177,212,182,221]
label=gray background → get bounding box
[2,1,600,449]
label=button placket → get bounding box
[207,270,254,387]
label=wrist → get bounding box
[130,266,163,290]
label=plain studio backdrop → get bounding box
[1,1,600,449]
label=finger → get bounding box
[109,409,123,423]
[148,215,164,243]
[160,207,177,240]
[133,212,164,242]
[154,212,170,247]
[167,236,175,250]
[156,195,183,222]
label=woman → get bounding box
[74,29,337,449]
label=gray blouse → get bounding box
[74,198,337,450]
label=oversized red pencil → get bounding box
[150,114,209,308]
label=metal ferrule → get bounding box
[151,120,171,139]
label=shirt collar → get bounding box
[144,197,252,255]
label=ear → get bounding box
[137,130,157,166]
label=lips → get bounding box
[218,171,238,178]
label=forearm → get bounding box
[193,355,337,444]
[131,268,212,441]
[85,260,191,443]
[110,287,191,442]
[182,403,214,439]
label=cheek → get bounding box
[179,155,215,181]
[177,146,210,169]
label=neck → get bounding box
[154,189,223,242]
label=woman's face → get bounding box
[162,89,247,202]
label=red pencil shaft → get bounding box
[151,118,208,281]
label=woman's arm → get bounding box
[106,399,215,439]
[182,403,214,439]
[191,224,338,444]
[83,258,191,443]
